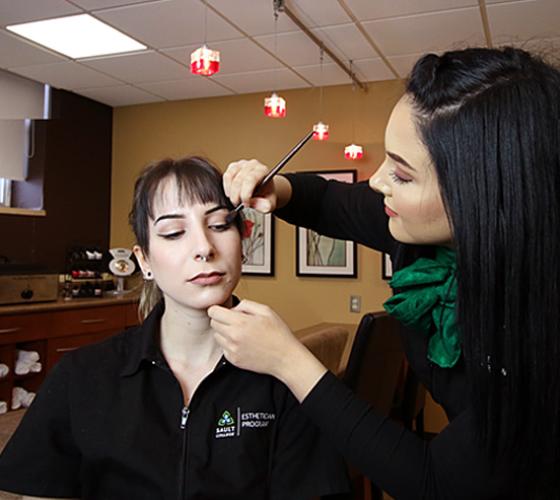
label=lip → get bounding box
[188,271,225,286]
[384,205,398,218]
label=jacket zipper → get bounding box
[178,406,190,500]
[176,358,227,500]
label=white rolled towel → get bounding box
[16,350,39,363]
[15,360,31,375]
[29,362,42,373]
[15,350,41,375]
[0,401,7,414]
[15,360,42,375]
[12,386,35,410]
[0,363,9,378]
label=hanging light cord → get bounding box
[319,47,324,118]
[273,5,279,92]
[204,2,208,45]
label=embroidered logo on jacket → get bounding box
[215,408,276,439]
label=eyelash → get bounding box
[209,223,232,232]
[389,170,412,184]
[160,222,233,240]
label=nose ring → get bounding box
[198,255,208,262]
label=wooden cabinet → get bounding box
[0,301,139,413]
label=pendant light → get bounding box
[264,4,286,118]
[344,143,363,160]
[313,48,329,140]
[344,64,363,159]
[190,3,220,76]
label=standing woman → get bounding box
[209,47,560,499]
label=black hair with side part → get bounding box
[406,47,560,497]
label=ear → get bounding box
[133,245,150,275]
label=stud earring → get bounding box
[144,271,153,280]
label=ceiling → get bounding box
[0,0,559,108]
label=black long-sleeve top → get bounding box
[275,173,512,500]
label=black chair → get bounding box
[342,312,406,500]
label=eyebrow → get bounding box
[153,205,228,225]
[386,151,416,172]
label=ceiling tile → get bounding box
[507,36,560,65]
[77,84,164,106]
[353,57,395,82]
[11,61,121,90]
[72,0,155,10]
[208,0,299,36]
[138,78,234,100]
[163,38,282,75]
[487,0,560,45]
[362,8,486,57]
[290,0,351,27]
[212,67,309,94]
[96,0,242,49]
[294,61,351,86]
[342,0,477,21]
[0,30,67,68]
[0,0,81,27]
[81,50,188,84]
[311,23,378,61]
[255,31,330,67]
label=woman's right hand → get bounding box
[223,159,292,213]
[209,300,328,402]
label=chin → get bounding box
[187,289,233,311]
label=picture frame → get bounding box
[242,209,275,276]
[296,170,357,278]
[382,253,393,280]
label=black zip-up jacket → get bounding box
[275,173,512,500]
[0,300,349,499]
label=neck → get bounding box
[160,297,231,367]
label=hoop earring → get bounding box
[144,271,153,280]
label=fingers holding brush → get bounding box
[224,159,277,213]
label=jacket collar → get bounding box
[120,299,166,377]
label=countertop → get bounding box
[0,292,140,316]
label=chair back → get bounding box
[301,326,349,375]
[343,312,404,416]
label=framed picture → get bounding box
[296,170,357,278]
[382,253,393,280]
[242,209,274,276]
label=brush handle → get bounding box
[258,130,314,187]
[228,129,314,218]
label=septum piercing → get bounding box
[199,256,208,262]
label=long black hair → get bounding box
[129,156,243,319]
[407,47,560,496]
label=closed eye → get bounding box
[209,222,233,232]
[389,170,412,184]
[159,231,185,240]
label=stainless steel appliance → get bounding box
[0,274,59,305]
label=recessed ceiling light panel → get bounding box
[7,14,147,59]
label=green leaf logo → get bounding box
[218,410,235,426]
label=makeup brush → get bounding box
[225,129,314,225]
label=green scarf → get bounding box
[383,247,460,368]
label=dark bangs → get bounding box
[129,156,240,253]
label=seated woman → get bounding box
[0,157,349,500]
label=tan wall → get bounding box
[111,79,404,331]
